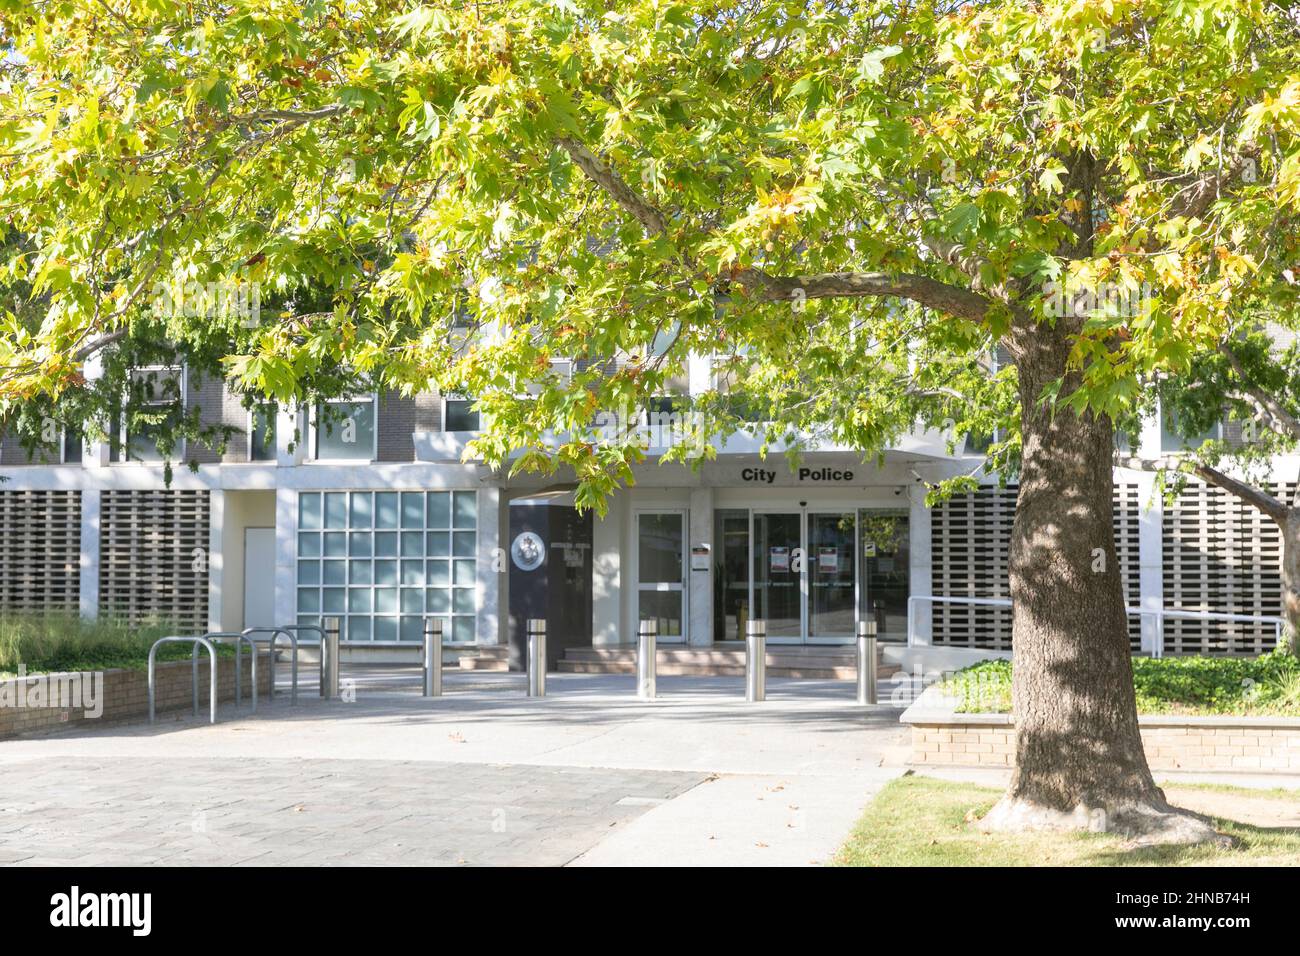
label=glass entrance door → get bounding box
[751,513,802,640]
[739,507,910,643]
[637,512,686,642]
[809,512,857,640]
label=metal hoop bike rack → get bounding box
[242,627,299,704]
[202,632,259,712]
[148,636,219,724]
[278,625,328,698]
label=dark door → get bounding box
[507,503,593,670]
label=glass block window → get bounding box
[296,490,478,643]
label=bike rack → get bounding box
[202,632,259,712]
[242,627,299,704]
[280,625,328,696]
[149,636,219,724]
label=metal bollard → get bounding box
[856,619,878,705]
[526,618,547,698]
[745,619,766,702]
[637,619,657,700]
[423,617,443,698]
[321,616,341,700]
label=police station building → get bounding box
[0,356,1292,672]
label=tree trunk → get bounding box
[979,321,1220,843]
[1282,510,1300,657]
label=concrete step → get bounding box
[458,645,511,671]
[557,647,900,680]
[458,657,510,671]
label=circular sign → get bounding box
[510,532,546,571]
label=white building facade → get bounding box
[0,360,1293,669]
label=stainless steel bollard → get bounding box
[321,616,341,700]
[856,619,878,705]
[745,619,766,702]
[637,619,657,700]
[526,618,547,697]
[423,617,443,698]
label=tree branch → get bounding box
[555,136,1000,325]
[556,136,668,236]
[1119,454,1287,521]
[736,269,998,325]
[1168,155,1250,221]
[1219,341,1300,441]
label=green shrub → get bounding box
[0,614,230,676]
[936,649,1300,716]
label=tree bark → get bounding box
[979,319,1220,842]
[1282,510,1300,657]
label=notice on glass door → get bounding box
[769,546,790,573]
[818,547,839,573]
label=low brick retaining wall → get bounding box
[0,653,272,739]
[902,705,1300,773]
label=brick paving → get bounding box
[0,754,704,866]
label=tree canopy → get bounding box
[2,0,1298,497]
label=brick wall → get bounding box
[374,391,440,461]
[906,712,1300,773]
[0,652,271,739]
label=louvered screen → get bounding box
[99,490,210,631]
[930,484,1143,650]
[0,491,81,613]
[1161,482,1292,656]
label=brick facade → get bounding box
[0,652,272,739]
[904,709,1300,773]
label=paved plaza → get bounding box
[0,669,910,866]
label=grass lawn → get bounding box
[833,775,1300,866]
[935,651,1300,716]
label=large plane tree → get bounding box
[3,1,1299,840]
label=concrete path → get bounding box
[0,669,907,866]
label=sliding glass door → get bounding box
[714,507,910,644]
[751,512,802,639]
[809,512,857,640]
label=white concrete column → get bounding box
[82,354,111,468]
[907,483,933,646]
[78,488,101,619]
[276,404,305,466]
[591,494,624,646]
[687,352,712,397]
[688,486,713,646]
[476,486,501,645]
[1134,470,1165,655]
[274,486,298,628]
[207,489,224,632]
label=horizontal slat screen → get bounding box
[99,490,209,632]
[0,491,81,613]
[930,484,1143,651]
[1162,482,1293,656]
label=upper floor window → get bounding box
[314,395,377,461]
[443,396,480,432]
[1160,406,1220,453]
[250,404,277,461]
[121,366,185,462]
[62,426,83,464]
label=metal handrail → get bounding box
[906,594,1285,657]
[202,632,259,711]
[149,636,218,724]
[242,627,299,704]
